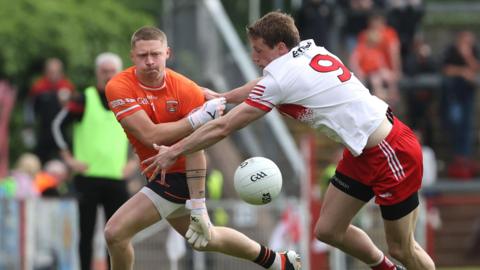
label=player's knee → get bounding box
[104,220,126,247]
[314,223,344,245]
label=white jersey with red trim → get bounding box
[245,39,389,156]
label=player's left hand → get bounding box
[185,198,212,249]
[141,144,177,182]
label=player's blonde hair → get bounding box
[130,26,168,48]
[246,11,300,50]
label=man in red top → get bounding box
[26,58,75,163]
[104,26,300,270]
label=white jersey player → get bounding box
[248,39,389,156]
[143,11,435,270]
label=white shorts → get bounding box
[140,187,189,219]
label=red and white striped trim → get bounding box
[251,89,264,96]
[115,104,141,118]
[379,140,405,181]
[245,99,273,112]
[250,85,265,96]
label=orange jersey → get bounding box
[358,26,399,70]
[105,67,204,175]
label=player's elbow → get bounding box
[138,132,159,148]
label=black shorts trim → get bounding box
[330,172,374,202]
[380,192,419,220]
[145,173,189,204]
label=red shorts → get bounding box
[335,117,423,206]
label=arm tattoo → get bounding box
[186,169,207,179]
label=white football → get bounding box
[233,157,282,205]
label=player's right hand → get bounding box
[187,97,226,129]
[185,198,212,249]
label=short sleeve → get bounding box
[105,78,143,121]
[244,75,283,112]
[178,80,205,117]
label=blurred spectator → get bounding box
[34,159,69,197]
[385,0,425,66]
[0,80,16,178]
[52,52,134,270]
[296,0,335,48]
[404,35,437,147]
[24,58,75,163]
[339,0,377,55]
[441,31,480,179]
[358,13,402,79]
[404,34,437,76]
[0,152,41,199]
[350,14,401,107]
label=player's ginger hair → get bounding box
[131,26,168,48]
[246,11,300,50]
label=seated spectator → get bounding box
[350,29,399,106]
[0,153,41,199]
[34,159,69,197]
[358,13,402,79]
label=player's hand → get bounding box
[185,198,212,249]
[202,87,222,100]
[141,144,177,182]
[187,97,226,129]
[65,157,89,173]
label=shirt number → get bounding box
[309,54,352,82]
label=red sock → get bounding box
[370,254,396,270]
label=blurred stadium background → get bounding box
[1,0,480,269]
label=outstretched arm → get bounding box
[142,103,267,175]
[221,78,262,104]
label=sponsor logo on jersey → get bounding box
[137,97,149,105]
[110,99,125,108]
[166,100,179,113]
[292,41,312,57]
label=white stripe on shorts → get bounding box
[379,141,405,181]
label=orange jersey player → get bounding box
[104,26,300,270]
